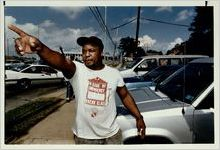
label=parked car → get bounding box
[5,62,25,70]
[124,64,183,90]
[116,57,214,144]
[119,55,208,78]
[5,64,64,89]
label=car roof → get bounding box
[189,57,213,63]
[139,54,209,59]
[24,64,51,67]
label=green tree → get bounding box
[135,47,146,58]
[118,37,136,57]
[118,36,146,58]
[186,6,213,56]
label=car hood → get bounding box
[116,87,186,115]
[119,69,135,78]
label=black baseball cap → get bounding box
[77,36,104,50]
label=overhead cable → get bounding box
[141,17,190,28]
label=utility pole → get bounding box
[205,1,208,6]
[135,7,141,49]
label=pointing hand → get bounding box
[8,24,42,55]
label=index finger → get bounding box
[8,24,27,37]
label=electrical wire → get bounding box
[89,7,115,47]
[141,17,190,28]
[111,18,137,30]
[94,7,115,47]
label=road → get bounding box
[5,83,66,112]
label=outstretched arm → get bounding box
[8,24,75,79]
[116,86,146,139]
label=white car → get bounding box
[119,55,208,78]
[116,58,214,144]
[5,64,64,89]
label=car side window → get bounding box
[170,58,181,65]
[196,89,214,109]
[34,66,44,73]
[41,66,57,74]
[22,66,38,73]
[137,59,157,71]
[159,58,170,66]
[45,67,57,74]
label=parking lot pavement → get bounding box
[13,100,76,144]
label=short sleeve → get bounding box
[116,69,125,87]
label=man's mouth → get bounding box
[85,59,93,64]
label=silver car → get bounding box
[116,58,214,144]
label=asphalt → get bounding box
[12,90,76,144]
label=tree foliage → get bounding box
[186,6,213,56]
[118,36,146,58]
[118,37,136,57]
[166,7,213,57]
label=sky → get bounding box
[4,5,196,57]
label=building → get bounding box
[64,51,119,62]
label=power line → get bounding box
[111,18,137,30]
[89,7,106,33]
[89,7,115,48]
[141,17,190,28]
[94,7,115,47]
[111,16,190,31]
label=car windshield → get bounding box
[157,63,213,104]
[11,64,30,72]
[142,65,171,81]
[153,65,183,84]
[124,57,142,69]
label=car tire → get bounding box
[17,79,31,89]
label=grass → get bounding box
[5,97,65,144]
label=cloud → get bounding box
[48,7,86,19]
[167,37,183,50]
[6,16,39,40]
[40,26,97,51]
[155,7,173,12]
[5,16,16,24]
[5,15,97,57]
[175,9,194,22]
[138,35,156,49]
[40,20,55,28]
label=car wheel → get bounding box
[17,79,31,89]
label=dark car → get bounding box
[124,64,183,90]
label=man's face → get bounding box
[82,43,103,69]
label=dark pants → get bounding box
[74,130,122,144]
[66,81,74,99]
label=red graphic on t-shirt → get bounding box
[86,77,108,106]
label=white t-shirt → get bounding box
[70,61,125,139]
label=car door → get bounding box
[21,66,45,84]
[134,59,157,76]
[21,66,55,84]
[39,66,60,84]
[192,89,214,143]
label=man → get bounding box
[8,24,146,144]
